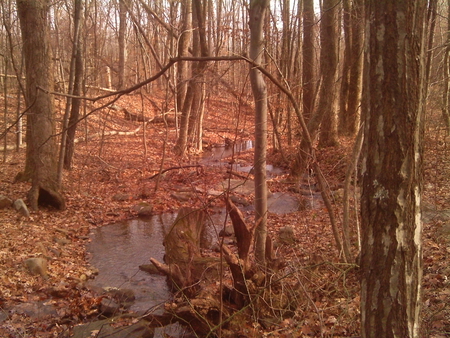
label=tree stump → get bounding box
[150,207,208,294]
[147,203,296,336]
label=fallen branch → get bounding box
[226,169,252,180]
[73,125,142,143]
[148,164,202,179]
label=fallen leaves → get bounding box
[0,94,449,337]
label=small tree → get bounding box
[249,0,270,264]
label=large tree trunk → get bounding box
[249,0,270,264]
[360,1,427,336]
[17,0,65,210]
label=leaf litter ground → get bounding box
[0,92,449,337]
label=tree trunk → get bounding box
[442,0,450,133]
[174,0,209,156]
[64,0,85,170]
[118,0,128,89]
[339,0,351,135]
[176,0,192,113]
[302,0,316,124]
[345,0,364,135]
[360,1,427,336]
[249,0,270,264]
[318,0,339,147]
[339,0,364,136]
[293,0,339,174]
[17,0,65,210]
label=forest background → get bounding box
[0,0,450,337]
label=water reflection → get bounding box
[87,212,227,314]
[201,140,285,178]
[87,214,177,314]
[200,139,254,166]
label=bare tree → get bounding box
[118,0,128,89]
[176,0,192,113]
[16,0,65,210]
[292,0,339,174]
[302,0,317,124]
[318,0,340,147]
[443,0,450,133]
[346,0,364,135]
[360,0,428,336]
[339,0,364,135]
[249,0,270,264]
[174,0,209,156]
[63,0,85,170]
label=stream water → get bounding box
[87,212,227,337]
[87,141,298,336]
[200,140,284,177]
[87,214,174,314]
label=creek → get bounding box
[87,213,225,337]
[86,141,302,336]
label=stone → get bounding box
[278,226,295,245]
[24,257,48,279]
[100,298,121,316]
[107,288,136,304]
[230,195,250,206]
[12,301,57,319]
[0,195,12,209]
[219,225,235,237]
[170,192,191,202]
[13,198,30,217]
[49,282,71,298]
[133,202,153,217]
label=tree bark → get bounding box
[117,0,128,89]
[174,0,208,156]
[318,0,339,147]
[249,0,270,264]
[176,0,192,112]
[339,0,351,135]
[293,0,339,174]
[302,0,316,124]
[63,0,84,170]
[360,1,427,336]
[345,0,364,135]
[442,0,450,133]
[17,0,65,210]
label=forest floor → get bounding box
[0,91,449,337]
